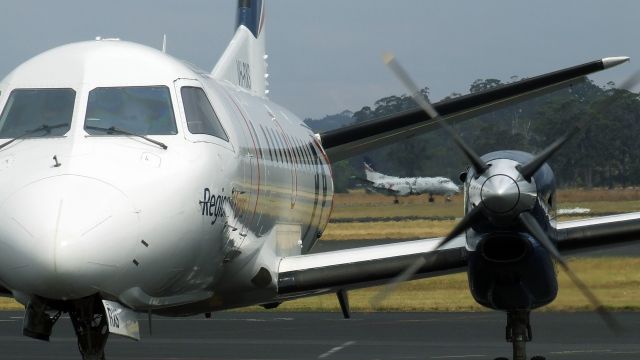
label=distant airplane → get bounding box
[0,1,636,359]
[354,162,459,203]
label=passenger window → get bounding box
[85,86,177,135]
[270,128,284,163]
[0,88,75,138]
[260,125,274,160]
[180,87,228,141]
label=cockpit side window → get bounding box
[180,87,229,141]
[84,86,177,135]
[0,88,75,138]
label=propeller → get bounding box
[516,125,580,182]
[518,212,621,333]
[383,53,489,176]
[374,52,628,331]
[434,204,483,249]
[370,256,427,308]
[592,69,640,113]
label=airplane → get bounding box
[0,1,638,359]
[353,161,459,203]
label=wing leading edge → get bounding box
[277,236,467,297]
[556,212,640,254]
[321,57,629,162]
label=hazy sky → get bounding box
[0,1,638,119]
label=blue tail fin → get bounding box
[237,0,265,38]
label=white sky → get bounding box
[0,1,638,118]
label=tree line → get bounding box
[305,77,640,192]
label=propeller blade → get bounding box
[591,70,640,114]
[617,69,640,92]
[517,125,580,181]
[370,201,483,306]
[436,204,484,249]
[369,256,427,308]
[383,53,489,176]
[518,212,621,333]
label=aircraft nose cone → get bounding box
[0,175,139,299]
[481,174,520,213]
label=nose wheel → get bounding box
[69,296,110,360]
[493,311,545,360]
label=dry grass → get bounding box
[0,298,22,311]
[556,187,640,202]
[323,188,640,241]
[323,220,455,241]
[546,257,640,311]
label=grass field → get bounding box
[322,188,640,241]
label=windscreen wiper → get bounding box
[0,123,69,151]
[85,126,168,150]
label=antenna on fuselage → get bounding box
[162,34,167,53]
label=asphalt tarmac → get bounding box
[2,311,640,360]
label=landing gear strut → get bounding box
[506,310,531,360]
[69,296,110,360]
[23,297,61,341]
[500,310,544,360]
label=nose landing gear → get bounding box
[23,298,61,341]
[23,294,111,359]
[69,296,110,360]
[494,310,545,360]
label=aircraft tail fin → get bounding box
[212,0,268,97]
[364,162,385,182]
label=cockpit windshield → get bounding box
[84,86,177,135]
[0,88,75,138]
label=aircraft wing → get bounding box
[556,212,640,254]
[277,236,467,296]
[320,57,628,162]
[277,212,640,297]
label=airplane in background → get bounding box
[353,162,459,203]
[0,1,637,359]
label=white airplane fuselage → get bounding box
[0,40,333,312]
[365,166,459,197]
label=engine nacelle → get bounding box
[467,233,558,311]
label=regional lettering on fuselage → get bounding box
[199,188,234,225]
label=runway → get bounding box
[2,311,640,359]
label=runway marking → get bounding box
[550,350,612,354]
[318,340,355,358]
[431,355,486,359]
